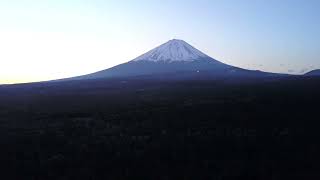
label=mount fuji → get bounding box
[67,39,275,81]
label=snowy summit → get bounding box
[132,39,210,62]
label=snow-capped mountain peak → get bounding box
[63,39,275,81]
[132,39,210,62]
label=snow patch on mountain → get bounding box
[132,39,210,62]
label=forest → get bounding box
[0,76,319,179]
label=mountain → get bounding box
[305,69,320,76]
[67,39,275,81]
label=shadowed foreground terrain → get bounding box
[0,76,319,179]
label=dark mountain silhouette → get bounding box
[305,69,320,76]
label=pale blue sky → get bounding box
[0,0,319,83]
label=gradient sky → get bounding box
[1,0,319,84]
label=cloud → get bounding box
[300,68,309,73]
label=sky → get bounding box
[0,0,319,84]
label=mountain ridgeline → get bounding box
[67,39,278,81]
[305,69,320,76]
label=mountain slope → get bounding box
[305,69,320,76]
[67,39,276,81]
